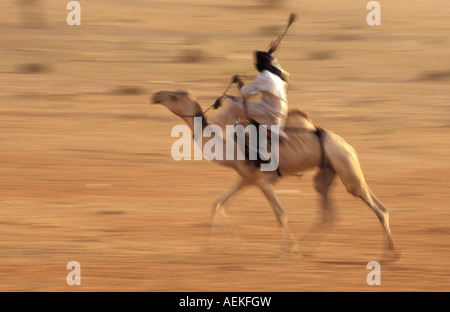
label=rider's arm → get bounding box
[240,83,260,97]
[240,72,268,98]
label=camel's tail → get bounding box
[320,130,369,196]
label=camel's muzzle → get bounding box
[151,92,164,104]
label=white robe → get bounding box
[237,69,288,138]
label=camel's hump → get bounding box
[287,108,311,122]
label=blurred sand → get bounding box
[0,0,449,291]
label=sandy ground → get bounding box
[0,0,449,291]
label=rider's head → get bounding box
[255,51,273,72]
[254,51,288,82]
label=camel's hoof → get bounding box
[278,250,302,259]
[278,245,301,258]
[280,243,300,256]
[381,248,402,263]
[300,249,315,258]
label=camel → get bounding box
[151,90,399,260]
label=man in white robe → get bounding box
[232,51,290,175]
[233,51,289,140]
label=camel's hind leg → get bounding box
[300,165,337,256]
[361,189,396,252]
[323,131,399,260]
[314,166,337,224]
[347,181,399,261]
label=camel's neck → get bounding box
[182,114,209,136]
[180,113,233,164]
[182,114,211,152]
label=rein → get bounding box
[171,102,216,118]
[172,78,238,119]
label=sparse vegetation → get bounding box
[18,63,50,73]
[307,50,336,60]
[420,70,450,81]
[257,0,286,8]
[178,48,208,63]
[115,85,146,95]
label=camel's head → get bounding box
[151,90,203,118]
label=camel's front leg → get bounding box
[211,178,250,219]
[208,178,250,246]
[257,181,299,254]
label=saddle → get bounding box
[234,119,283,176]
